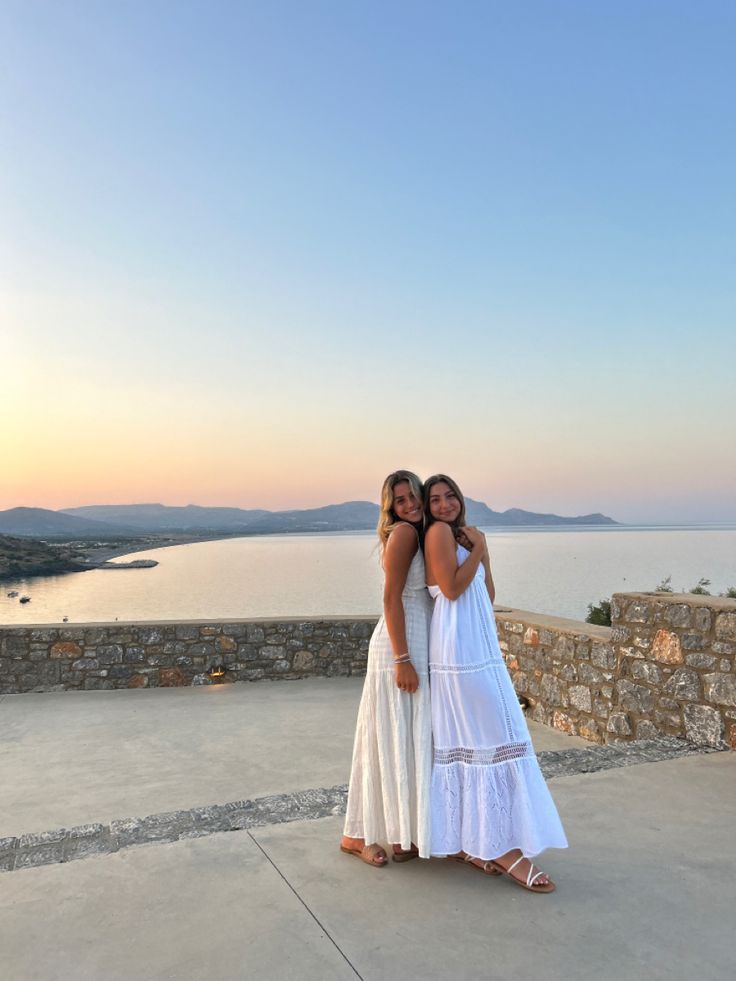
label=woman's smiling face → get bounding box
[392,480,423,524]
[427,481,462,524]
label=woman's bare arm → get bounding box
[383,523,420,692]
[425,522,483,600]
[480,541,496,603]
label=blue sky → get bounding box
[2,1,735,522]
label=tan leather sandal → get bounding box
[340,843,389,867]
[447,852,501,875]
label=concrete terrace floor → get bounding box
[1,678,734,981]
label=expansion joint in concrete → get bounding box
[248,832,364,980]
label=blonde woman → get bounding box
[341,470,433,866]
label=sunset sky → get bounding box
[3,1,735,523]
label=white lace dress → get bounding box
[429,545,568,859]
[343,547,433,857]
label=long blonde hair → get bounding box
[377,470,424,551]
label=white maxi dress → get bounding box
[429,545,568,859]
[343,546,433,858]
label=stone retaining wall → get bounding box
[496,593,735,749]
[494,611,614,745]
[2,592,734,749]
[0,618,377,693]
[609,592,736,751]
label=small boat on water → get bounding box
[19,596,31,604]
[7,590,19,598]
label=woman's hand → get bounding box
[426,522,485,600]
[456,525,487,554]
[394,660,419,693]
[454,527,471,551]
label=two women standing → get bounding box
[341,470,567,891]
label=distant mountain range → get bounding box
[0,507,139,537]
[464,503,616,527]
[0,501,618,538]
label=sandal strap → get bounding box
[506,854,546,887]
[527,866,544,887]
[507,855,525,874]
[462,853,495,874]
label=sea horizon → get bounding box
[2,524,734,628]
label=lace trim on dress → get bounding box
[433,742,534,766]
[368,663,429,675]
[429,657,502,674]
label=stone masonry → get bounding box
[609,592,736,751]
[494,611,614,745]
[496,593,735,750]
[2,592,734,749]
[0,618,376,693]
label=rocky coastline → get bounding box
[0,534,161,582]
[0,535,86,580]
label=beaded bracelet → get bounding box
[393,653,412,664]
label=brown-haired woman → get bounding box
[341,470,432,866]
[423,474,567,891]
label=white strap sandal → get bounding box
[489,854,556,893]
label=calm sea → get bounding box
[1,526,734,626]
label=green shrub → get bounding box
[585,600,612,626]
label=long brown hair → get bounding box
[423,473,466,532]
[377,470,424,550]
